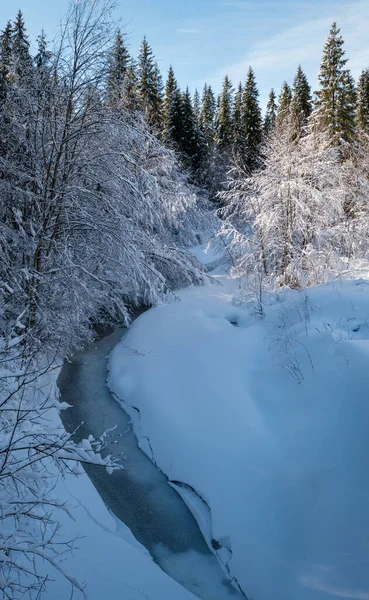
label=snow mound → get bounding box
[109,277,369,600]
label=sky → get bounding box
[1,0,369,109]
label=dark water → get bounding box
[58,325,245,600]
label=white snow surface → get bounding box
[109,244,369,600]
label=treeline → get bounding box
[219,23,369,293]
[0,4,211,353]
[93,29,281,191]
[82,22,369,204]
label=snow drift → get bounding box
[109,267,369,600]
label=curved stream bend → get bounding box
[58,325,245,600]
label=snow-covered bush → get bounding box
[0,322,120,599]
[0,0,209,354]
[219,117,369,298]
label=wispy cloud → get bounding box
[204,0,369,104]
[204,16,331,92]
[177,28,201,34]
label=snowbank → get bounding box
[109,270,369,600]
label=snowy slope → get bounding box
[109,250,369,600]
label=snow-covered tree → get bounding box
[220,114,347,290]
[314,22,356,145]
[290,65,312,138]
[232,82,246,167]
[276,81,292,128]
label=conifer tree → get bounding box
[215,75,233,150]
[200,83,216,149]
[208,76,234,199]
[106,29,131,105]
[0,21,12,65]
[193,88,200,122]
[314,22,356,145]
[11,10,33,80]
[0,21,12,102]
[6,12,34,178]
[290,65,312,137]
[122,63,139,111]
[163,65,177,110]
[232,82,246,165]
[357,69,369,133]
[33,30,53,107]
[263,88,277,135]
[164,87,183,150]
[336,68,356,144]
[181,86,205,174]
[276,81,292,128]
[163,65,179,144]
[137,37,163,129]
[34,29,52,71]
[151,62,164,130]
[242,66,262,172]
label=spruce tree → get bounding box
[151,62,164,130]
[164,86,183,150]
[181,87,205,173]
[200,83,216,149]
[208,76,234,199]
[357,69,369,133]
[106,29,131,106]
[11,10,33,80]
[137,37,163,129]
[232,82,246,165]
[34,30,52,71]
[193,88,200,123]
[263,88,277,135]
[314,22,356,145]
[0,21,12,69]
[121,64,139,112]
[33,29,53,107]
[215,75,233,151]
[336,68,356,144]
[290,65,312,137]
[0,21,13,102]
[242,66,262,172]
[276,81,292,128]
[163,65,179,144]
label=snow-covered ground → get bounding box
[109,243,369,600]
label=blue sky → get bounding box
[1,0,369,109]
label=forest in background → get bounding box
[1,0,369,597]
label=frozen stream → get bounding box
[58,324,245,600]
